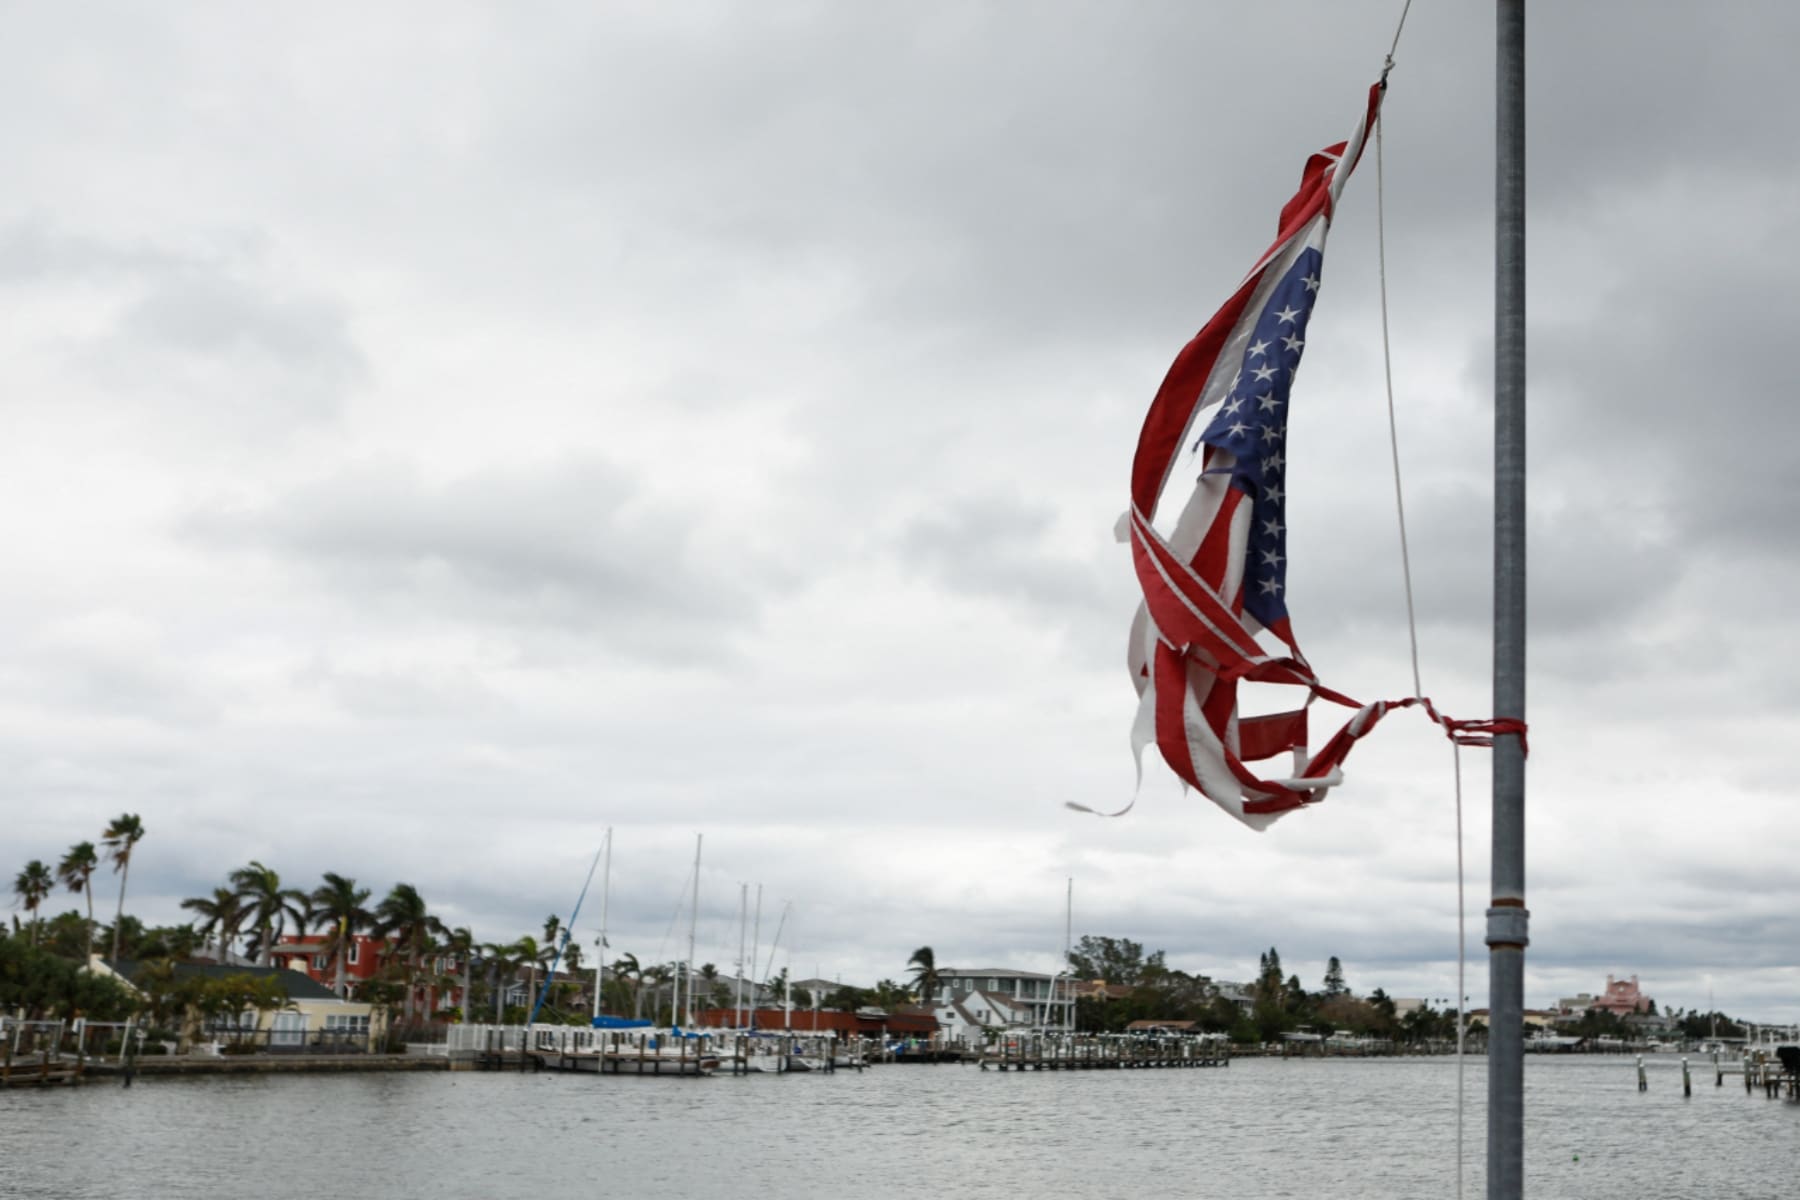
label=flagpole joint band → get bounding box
[1484,906,1530,949]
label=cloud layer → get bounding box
[3,2,1797,1021]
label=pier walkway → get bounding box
[979,1034,1229,1071]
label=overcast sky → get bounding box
[3,2,1795,1023]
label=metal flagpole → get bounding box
[1488,2,1528,1198]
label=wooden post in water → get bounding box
[1682,1057,1691,1097]
[1636,1056,1647,1093]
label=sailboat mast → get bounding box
[1487,3,1529,1198]
[1062,877,1073,1034]
[593,827,611,1020]
[735,882,748,1027]
[757,901,789,987]
[748,885,763,1023]
[686,833,701,1027]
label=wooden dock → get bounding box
[0,1054,80,1088]
[979,1034,1229,1072]
[1743,1050,1798,1099]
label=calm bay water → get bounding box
[4,1055,1796,1199]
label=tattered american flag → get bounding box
[1116,82,1402,830]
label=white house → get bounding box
[931,989,1044,1042]
[931,967,1075,1030]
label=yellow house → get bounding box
[92,958,387,1052]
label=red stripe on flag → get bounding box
[1130,277,1260,515]
[1129,518,1266,671]
[1189,471,1242,589]
[1237,708,1308,763]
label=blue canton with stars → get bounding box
[1194,246,1323,631]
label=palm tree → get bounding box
[441,925,477,1023]
[907,945,941,1005]
[308,873,374,996]
[541,914,563,984]
[12,860,54,946]
[55,842,99,965]
[872,978,910,1010]
[484,939,523,1022]
[642,962,673,1025]
[180,886,248,963]
[698,961,726,1011]
[372,883,440,1025]
[512,935,546,1017]
[610,951,643,1019]
[102,813,145,962]
[230,861,308,966]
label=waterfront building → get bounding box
[931,990,1041,1041]
[1592,975,1652,1017]
[1213,981,1256,1010]
[267,934,467,1015]
[267,934,386,992]
[929,967,1076,1029]
[789,977,839,1000]
[90,958,385,1051]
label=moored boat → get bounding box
[532,1021,721,1076]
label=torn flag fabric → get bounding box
[1123,82,1392,829]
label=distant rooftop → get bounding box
[938,967,1056,980]
[105,959,344,1003]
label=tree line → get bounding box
[1054,937,1445,1042]
[8,832,818,1034]
[12,832,1760,1046]
[898,937,1450,1041]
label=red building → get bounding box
[269,935,466,1015]
[1591,975,1651,1016]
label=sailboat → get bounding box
[529,830,722,1077]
